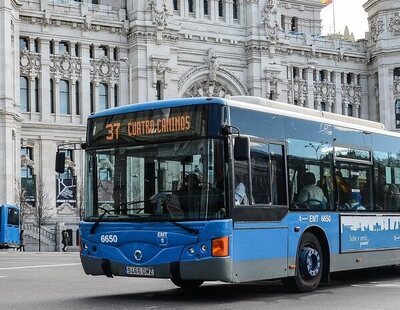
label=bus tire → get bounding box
[170,278,204,289]
[285,232,323,292]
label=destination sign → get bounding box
[88,105,209,147]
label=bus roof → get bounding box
[88,95,400,138]
[88,97,226,119]
[228,96,400,137]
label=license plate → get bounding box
[126,266,155,276]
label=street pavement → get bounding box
[1,251,400,309]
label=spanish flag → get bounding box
[321,0,332,5]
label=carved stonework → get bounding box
[90,58,120,83]
[288,78,308,103]
[314,81,336,101]
[260,0,280,43]
[184,80,232,98]
[65,157,76,175]
[56,203,76,215]
[370,17,384,43]
[388,12,400,34]
[50,53,82,79]
[204,48,219,82]
[98,158,114,171]
[267,73,281,86]
[20,49,41,76]
[341,84,362,104]
[147,0,170,29]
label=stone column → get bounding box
[40,38,51,122]
[333,71,343,115]
[306,68,314,109]
[378,66,392,129]
[71,80,76,116]
[80,43,91,120]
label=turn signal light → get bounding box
[212,236,229,257]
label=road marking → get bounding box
[0,263,81,271]
[0,276,8,278]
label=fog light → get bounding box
[189,247,195,254]
[201,244,207,252]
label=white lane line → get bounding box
[0,263,81,271]
[0,276,8,278]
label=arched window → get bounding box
[20,76,29,112]
[99,83,109,111]
[60,80,70,114]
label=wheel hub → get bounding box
[300,246,321,279]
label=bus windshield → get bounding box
[85,139,226,222]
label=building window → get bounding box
[291,17,298,32]
[320,71,325,82]
[49,40,55,55]
[156,81,163,100]
[396,100,400,129]
[347,73,352,84]
[99,45,108,58]
[99,83,108,110]
[19,37,29,51]
[59,41,69,55]
[281,15,285,31]
[348,104,353,117]
[113,47,118,61]
[90,82,94,113]
[173,0,178,11]
[20,76,29,112]
[74,43,80,57]
[114,84,118,107]
[89,44,95,59]
[34,78,39,112]
[50,79,55,113]
[233,0,238,19]
[34,38,40,53]
[321,102,326,111]
[60,80,70,114]
[218,0,223,17]
[394,67,400,79]
[76,81,80,115]
[188,0,194,13]
[203,0,209,15]
[21,147,36,204]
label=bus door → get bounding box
[231,139,289,282]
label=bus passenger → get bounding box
[335,171,351,207]
[235,182,249,205]
[177,173,202,218]
[298,172,327,208]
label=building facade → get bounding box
[0,0,399,250]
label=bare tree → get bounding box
[14,179,30,229]
[76,180,84,221]
[31,179,53,251]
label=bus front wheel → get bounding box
[285,232,323,292]
[171,277,204,289]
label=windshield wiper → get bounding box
[90,206,113,234]
[170,221,199,235]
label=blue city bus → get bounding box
[0,204,20,249]
[72,96,400,292]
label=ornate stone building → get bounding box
[0,0,399,250]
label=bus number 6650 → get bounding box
[100,234,118,243]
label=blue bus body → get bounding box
[0,204,20,248]
[79,96,400,291]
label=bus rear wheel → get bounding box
[285,232,323,292]
[171,278,204,289]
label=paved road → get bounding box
[1,251,400,310]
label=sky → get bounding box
[321,0,369,40]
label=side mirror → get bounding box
[55,152,66,174]
[234,136,250,161]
